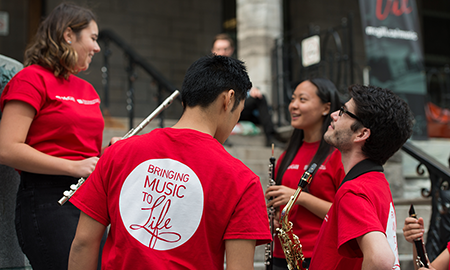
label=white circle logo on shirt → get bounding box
[119,158,204,250]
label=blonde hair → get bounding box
[24,3,96,79]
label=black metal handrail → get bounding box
[402,141,450,261]
[98,29,178,129]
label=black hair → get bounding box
[181,55,251,111]
[275,78,342,184]
[348,84,414,165]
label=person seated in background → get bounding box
[211,33,278,146]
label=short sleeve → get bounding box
[0,69,45,113]
[70,154,110,226]
[223,177,272,246]
[337,191,385,258]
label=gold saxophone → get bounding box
[276,163,317,270]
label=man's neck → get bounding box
[172,105,223,141]
[340,150,368,175]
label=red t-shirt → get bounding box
[309,160,400,270]
[447,242,450,270]
[0,64,103,159]
[71,128,272,270]
[273,141,345,259]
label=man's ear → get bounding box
[63,27,74,44]
[223,89,235,111]
[354,127,370,143]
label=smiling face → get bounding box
[289,80,330,134]
[71,20,100,72]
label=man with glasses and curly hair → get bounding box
[309,84,414,270]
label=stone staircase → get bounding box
[103,117,439,269]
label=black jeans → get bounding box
[15,172,94,270]
[273,257,311,270]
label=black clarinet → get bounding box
[265,144,276,270]
[409,204,429,268]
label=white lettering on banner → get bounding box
[365,26,418,41]
[386,202,401,270]
[55,95,100,105]
[119,158,204,251]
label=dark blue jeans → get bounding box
[15,172,103,270]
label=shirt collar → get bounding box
[339,159,384,189]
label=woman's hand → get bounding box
[71,156,99,178]
[265,185,296,208]
[109,137,122,146]
[403,216,425,243]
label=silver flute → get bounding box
[58,90,180,205]
[265,144,276,270]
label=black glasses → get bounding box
[339,106,362,123]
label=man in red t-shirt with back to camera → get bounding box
[68,55,272,270]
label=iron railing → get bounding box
[98,29,178,129]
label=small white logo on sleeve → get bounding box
[119,158,204,250]
[386,202,401,270]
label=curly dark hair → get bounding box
[349,84,414,165]
[24,3,96,79]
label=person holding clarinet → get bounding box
[265,78,345,269]
[403,208,449,270]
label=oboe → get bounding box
[409,204,430,268]
[265,144,276,270]
[58,90,180,205]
